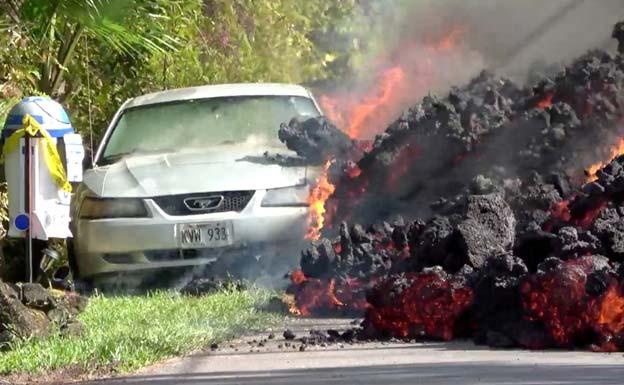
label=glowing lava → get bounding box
[306,160,336,240]
[365,272,474,340]
[536,92,554,110]
[597,285,624,338]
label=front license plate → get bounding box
[178,222,234,248]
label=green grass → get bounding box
[0,289,279,375]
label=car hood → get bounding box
[83,145,309,197]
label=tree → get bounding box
[0,0,356,141]
[0,0,179,98]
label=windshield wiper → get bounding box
[97,149,175,166]
[98,152,132,166]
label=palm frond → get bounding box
[21,0,180,55]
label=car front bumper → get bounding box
[72,191,308,278]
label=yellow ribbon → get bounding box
[2,114,72,193]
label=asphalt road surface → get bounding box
[84,318,624,385]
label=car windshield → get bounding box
[99,95,319,164]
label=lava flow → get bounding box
[364,271,474,341]
[283,20,624,352]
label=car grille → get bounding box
[144,249,206,261]
[153,191,254,216]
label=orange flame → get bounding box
[585,138,624,182]
[345,67,405,138]
[327,279,345,308]
[287,277,346,317]
[319,27,467,139]
[430,27,465,51]
[319,95,346,130]
[320,66,407,139]
[306,160,336,240]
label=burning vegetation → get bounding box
[279,21,624,351]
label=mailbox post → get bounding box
[2,97,85,282]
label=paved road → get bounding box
[84,318,624,385]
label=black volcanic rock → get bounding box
[455,194,516,268]
[278,117,359,164]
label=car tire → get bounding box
[67,239,94,293]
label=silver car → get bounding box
[70,83,321,282]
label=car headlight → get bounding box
[79,197,149,219]
[261,185,309,207]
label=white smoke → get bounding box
[315,0,624,138]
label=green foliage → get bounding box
[157,0,353,85]
[0,288,278,375]
[15,0,180,96]
[0,0,357,146]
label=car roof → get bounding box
[123,83,315,110]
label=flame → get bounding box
[434,28,464,51]
[345,67,405,138]
[585,138,624,182]
[327,279,345,308]
[319,95,346,130]
[287,274,358,317]
[320,67,406,138]
[319,27,466,139]
[306,160,336,240]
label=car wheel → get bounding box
[67,240,94,293]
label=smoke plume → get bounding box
[316,0,624,139]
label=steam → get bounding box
[315,0,624,138]
[351,0,623,78]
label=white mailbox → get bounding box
[2,96,84,240]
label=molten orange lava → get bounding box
[536,92,554,110]
[366,272,474,340]
[521,258,595,347]
[585,138,624,182]
[306,160,336,240]
[597,285,624,334]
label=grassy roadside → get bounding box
[0,288,279,376]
